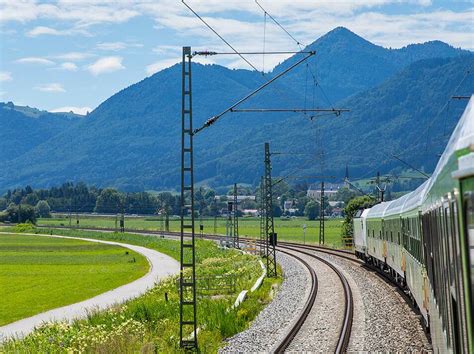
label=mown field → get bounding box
[39,215,345,248]
[0,233,148,326]
[1,227,280,353]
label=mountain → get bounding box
[0,102,83,162]
[273,27,469,103]
[0,27,472,192]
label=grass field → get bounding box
[39,215,345,248]
[0,233,148,326]
[1,227,280,353]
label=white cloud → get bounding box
[0,71,12,82]
[35,83,66,92]
[53,52,93,61]
[96,41,127,51]
[60,62,78,71]
[146,59,179,75]
[0,0,140,25]
[51,106,92,115]
[27,26,63,36]
[26,25,89,37]
[87,56,125,75]
[96,41,143,51]
[16,57,55,65]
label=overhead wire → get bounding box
[181,0,260,73]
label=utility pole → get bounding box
[375,171,386,202]
[233,183,239,248]
[319,181,325,245]
[225,199,234,247]
[165,207,170,232]
[213,197,218,235]
[264,142,277,277]
[259,176,266,256]
[179,46,198,349]
[160,208,165,238]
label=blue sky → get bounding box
[0,0,472,114]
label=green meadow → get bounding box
[1,227,280,353]
[38,215,345,248]
[0,233,148,326]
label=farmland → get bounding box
[0,233,148,326]
[38,215,345,248]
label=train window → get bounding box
[464,192,474,320]
[445,205,455,289]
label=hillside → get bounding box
[0,27,472,192]
[0,102,83,162]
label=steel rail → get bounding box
[273,248,318,353]
[278,244,354,354]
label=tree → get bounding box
[334,187,359,204]
[95,189,124,213]
[341,196,377,241]
[6,203,36,223]
[0,197,7,211]
[304,200,320,220]
[35,200,51,218]
[18,205,37,223]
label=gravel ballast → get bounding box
[314,251,432,352]
[219,252,310,353]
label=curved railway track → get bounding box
[278,245,354,353]
[274,249,318,353]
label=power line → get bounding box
[181,0,260,72]
[193,51,315,135]
[254,0,304,47]
[230,108,348,114]
[390,154,430,179]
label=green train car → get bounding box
[354,96,473,353]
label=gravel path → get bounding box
[220,252,310,353]
[313,250,432,352]
[0,233,179,342]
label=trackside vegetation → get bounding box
[0,231,148,326]
[0,226,281,353]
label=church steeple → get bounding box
[344,164,350,188]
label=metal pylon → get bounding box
[225,199,234,247]
[259,176,266,256]
[264,142,277,277]
[179,46,197,349]
[319,181,325,245]
[233,183,239,248]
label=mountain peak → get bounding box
[317,26,370,44]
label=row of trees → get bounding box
[0,181,369,224]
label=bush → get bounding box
[13,223,36,233]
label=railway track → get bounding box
[278,244,354,353]
[273,248,318,353]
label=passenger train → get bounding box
[354,96,474,353]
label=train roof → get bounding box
[366,95,473,219]
[425,94,474,192]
